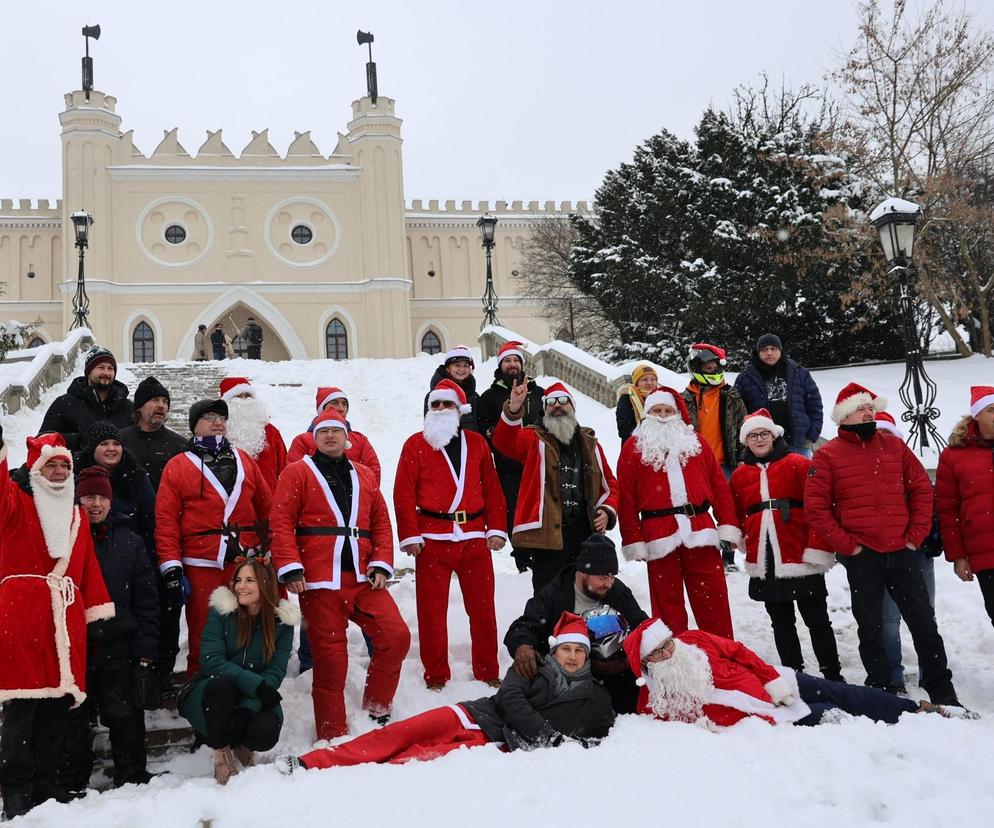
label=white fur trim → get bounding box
[277,562,304,580]
[802,548,836,571]
[428,387,471,415]
[875,419,905,439]
[317,389,348,412]
[220,383,255,401]
[763,675,794,705]
[635,676,647,687]
[498,346,525,365]
[399,535,425,549]
[644,390,676,412]
[500,408,523,426]
[831,392,887,424]
[485,529,509,541]
[621,541,649,562]
[717,524,742,545]
[209,585,239,615]
[639,619,673,659]
[739,415,784,444]
[642,527,719,561]
[313,419,348,435]
[30,443,73,475]
[444,346,474,365]
[367,560,395,578]
[85,602,115,623]
[550,632,590,649]
[971,393,994,418]
[276,599,302,626]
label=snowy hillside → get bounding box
[5,351,994,828]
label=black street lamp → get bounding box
[869,197,943,453]
[477,213,499,328]
[70,210,93,331]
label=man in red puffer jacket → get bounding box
[805,382,960,705]
[936,385,994,629]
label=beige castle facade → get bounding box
[0,83,590,361]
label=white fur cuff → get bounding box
[717,524,743,545]
[621,541,649,562]
[764,676,793,705]
[85,602,115,623]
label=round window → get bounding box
[164,224,187,244]
[291,224,313,245]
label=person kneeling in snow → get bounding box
[178,556,298,785]
[274,611,616,774]
[623,618,967,729]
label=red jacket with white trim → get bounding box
[286,429,382,484]
[617,434,740,562]
[493,407,618,550]
[729,451,834,578]
[269,455,394,588]
[155,447,272,572]
[393,430,507,548]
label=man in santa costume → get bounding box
[155,399,272,676]
[494,380,618,592]
[0,429,115,819]
[617,387,740,639]
[623,618,956,728]
[805,382,960,706]
[395,379,507,689]
[218,377,287,494]
[271,408,410,738]
[286,386,381,483]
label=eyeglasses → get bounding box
[429,400,458,410]
[545,395,571,407]
[200,413,227,423]
[745,430,773,442]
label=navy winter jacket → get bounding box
[734,356,823,449]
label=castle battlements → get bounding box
[405,199,591,215]
[0,199,62,216]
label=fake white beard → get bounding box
[30,472,77,559]
[645,640,714,722]
[543,411,578,445]
[634,414,702,472]
[423,409,461,449]
[225,395,270,458]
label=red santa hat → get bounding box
[970,385,994,418]
[428,378,472,415]
[497,340,526,367]
[831,382,887,424]
[874,411,905,439]
[739,408,785,443]
[311,409,352,450]
[642,386,692,424]
[543,382,575,408]
[219,376,255,401]
[622,618,674,687]
[315,386,348,413]
[688,343,727,366]
[547,611,590,652]
[444,345,474,367]
[27,433,73,475]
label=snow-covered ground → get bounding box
[5,351,994,827]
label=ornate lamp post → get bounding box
[869,197,943,453]
[477,213,499,328]
[69,210,93,331]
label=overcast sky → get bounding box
[2,1,991,205]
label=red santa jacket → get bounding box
[0,444,114,706]
[937,416,994,574]
[729,450,834,578]
[286,429,382,484]
[617,432,740,562]
[394,430,507,548]
[623,621,805,728]
[270,454,394,589]
[493,409,618,550]
[805,429,932,556]
[155,446,272,573]
[250,422,287,495]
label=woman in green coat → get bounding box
[179,557,299,784]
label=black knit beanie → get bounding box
[756,333,783,352]
[134,376,171,410]
[575,533,619,576]
[85,421,121,452]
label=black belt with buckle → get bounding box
[745,499,803,522]
[295,526,371,539]
[640,501,710,520]
[417,508,484,525]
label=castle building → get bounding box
[0,76,589,361]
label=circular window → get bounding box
[164,224,187,245]
[291,224,313,245]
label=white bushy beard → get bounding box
[645,641,714,722]
[543,412,578,445]
[423,409,461,450]
[635,414,702,472]
[30,471,77,559]
[225,396,269,458]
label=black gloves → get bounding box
[162,566,185,609]
[134,661,161,710]
[256,681,282,710]
[510,547,532,574]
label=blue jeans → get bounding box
[789,447,813,459]
[881,552,935,685]
[792,671,918,726]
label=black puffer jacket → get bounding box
[86,513,160,664]
[422,365,481,433]
[461,663,615,749]
[477,370,545,475]
[504,565,648,657]
[39,376,134,450]
[118,424,188,490]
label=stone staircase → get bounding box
[121,362,231,427]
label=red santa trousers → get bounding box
[300,705,490,768]
[647,546,734,639]
[415,538,498,684]
[184,563,239,676]
[299,572,411,740]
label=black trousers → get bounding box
[61,658,147,790]
[157,579,182,681]
[201,676,281,751]
[764,595,842,679]
[0,696,71,802]
[841,548,955,702]
[525,519,591,594]
[246,344,262,360]
[978,570,994,628]
[497,470,531,573]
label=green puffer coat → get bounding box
[179,586,299,737]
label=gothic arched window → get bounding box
[420,330,442,355]
[132,321,155,363]
[325,319,348,360]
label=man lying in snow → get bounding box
[623,618,976,728]
[274,611,615,773]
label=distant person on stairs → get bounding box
[423,345,481,432]
[219,377,287,494]
[210,324,227,360]
[241,317,264,360]
[194,324,209,361]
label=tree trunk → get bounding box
[917,265,973,356]
[957,232,993,356]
